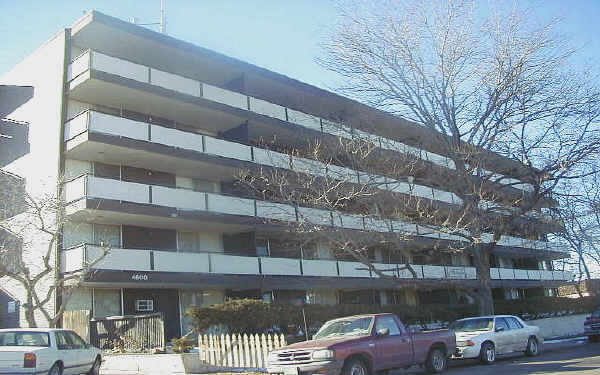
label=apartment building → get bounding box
[0,11,571,338]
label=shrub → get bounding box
[188,297,596,335]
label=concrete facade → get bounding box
[0,11,571,336]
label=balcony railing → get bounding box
[63,110,461,206]
[61,244,572,281]
[63,174,567,255]
[68,49,536,195]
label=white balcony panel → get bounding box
[65,176,86,203]
[87,247,152,271]
[322,120,351,138]
[153,251,209,273]
[339,261,371,278]
[256,201,297,222]
[552,270,566,280]
[540,270,554,280]
[150,68,200,97]
[64,112,88,141]
[204,136,252,161]
[152,186,206,211]
[207,194,255,217]
[527,270,542,280]
[150,125,204,152]
[372,263,397,277]
[301,259,338,277]
[260,257,301,276]
[253,148,290,169]
[393,221,418,235]
[211,254,259,275]
[498,268,515,279]
[398,265,423,279]
[92,52,148,82]
[202,84,248,110]
[69,51,90,81]
[338,214,364,230]
[287,109,321,131]
[514,269,529,279]
[358,173,387,187]
[387,181,411,194]
[422,265,445,279]
[87,177,150,204]
[412,185,434,200]
[249,97,287,121]
[297,207,332,226]
[62,246,84,273]
[464,267,477,279]
[445,266,467,279]
[364,218,391,232]
[327,164,359,184]
[89,111,148,140]
[490,268,501,280]
[353,129,380,145]
[291,157,327,176]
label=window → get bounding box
[55,331,71,350]
[178,232,199,253]
[135,299,154,312]
[495,317,510,331]
[375,316,402,335]
[0,332,50,347]
[66,331,87,349]
[506,317,523,330]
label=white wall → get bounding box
[528,314,587,339]
[0,30,69,327]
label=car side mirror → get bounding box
[376,328,390,337]
[495,327,505,332]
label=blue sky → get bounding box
[1,1,599,91]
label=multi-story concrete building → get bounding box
[0,11,571,338]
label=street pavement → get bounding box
[101,337,597,375]
[402,337,598,374]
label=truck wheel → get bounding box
[525,337,539,356]
[479,342,495,365]
[425,348,447,373]
[343,358,369,375]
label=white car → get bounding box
[451,315,542,364]
[0,328,102,375]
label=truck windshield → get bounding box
[450,318,493,332]
[313,317,373,340]
[0,331,50,347]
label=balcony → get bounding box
[61,244,572,283]
[63,110,461,206]
[68,50,461,171]
[63,174,567,259]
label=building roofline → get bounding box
[70,10,539,177]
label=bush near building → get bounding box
[189,297,597,334]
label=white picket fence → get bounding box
[198,333,287,369]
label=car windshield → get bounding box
[313,317,373,340]
[0,331,50,347]
[450,318,494,332]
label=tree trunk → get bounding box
[471,244,495,315]
[24,292,37,328]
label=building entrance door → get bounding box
[123,289,181,340]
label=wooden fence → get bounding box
[63,310,91,341]
[89,313,165,351]
[198,333,287,369]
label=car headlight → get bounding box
[312,349,335,360]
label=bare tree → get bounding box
[237,0,600,314]
[0,175,109,328]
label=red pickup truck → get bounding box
[267,313,455,375]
